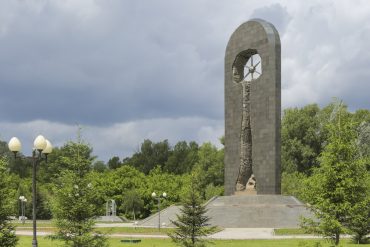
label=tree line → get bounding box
[0,137,224,220]
[0,99,369,245]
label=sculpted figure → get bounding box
[233,67,253,191]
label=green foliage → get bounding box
[121,190,144,220]
[52,171,107,247]
[282,104,324,174]
[0,100,368,246]
[352,109,370,124]
[38,141,95,184]
[0,157,18,246]
[93,160,108,172]
[301,103,369,245]
[123,140,201,175]
[192,143,224,199]
[281,172,306,200]
[204,184,224,201]
[50,141,108,247]
[348,196,370,244]
[0,139,32,178]
[124,139,171,174]
[357,121,370,171]
[8,155,32,178]
[107,156,122,170]
[164,141,199,174]
[91,165,146,217]
[169,176,217,247]
[146,167,188,214]
[35,184,53,219]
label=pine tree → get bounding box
[50,141,108,247]
[168,176,217,247]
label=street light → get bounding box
[151,192,167,231]
[19,196,27,224]
[8,135,53,247]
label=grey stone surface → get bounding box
[138,205,180,227]
[206,195,311,228]
[225,19,281,195]
[139,196,312,228]
[96,215,125,222]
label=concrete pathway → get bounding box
[210,228,275,239]
[209,228,324,239]
[16,231,51,237]
[15,231,168,239]
[15,228,327,240]
[95,223,134,228]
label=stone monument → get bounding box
[96,199,123,222]
[139,19,313,228]
[106,199,117,217]
[224,19,281,195]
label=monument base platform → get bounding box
[96,216,125,222]
[234,188,257,195]
[206,195,312,228]
[139,195,313,228]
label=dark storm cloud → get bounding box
[2,0,370,161]
[0,0,226,125]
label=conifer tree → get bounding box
[50,141,108,247]
[169,176,217,247]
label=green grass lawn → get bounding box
[97,226,222,235]
[16,226,174,235]
[17,236,370,247]
[12,220,53,227]
[15,225,220,236]
[274,228,310,235]
[97,227,174,235]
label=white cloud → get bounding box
[280,0,370,109]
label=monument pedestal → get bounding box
[234,188,257,196]
[139,195,313,228]
[96,216,124,222]
[206,195,312,228]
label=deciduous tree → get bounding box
[301,103,369,245]
[0,157,18,246]
[164,141,199,174]
[192,143,224,199]
[121,190,143,221]
[282,104,323,174]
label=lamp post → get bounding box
[8,135,53,247]
[151,192,167,231]
[19,196,27,224]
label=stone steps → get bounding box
[139,195,313,228]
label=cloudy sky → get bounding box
[1,0,370,161]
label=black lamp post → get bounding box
[8,135,53,247]
[151,192,167,231]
